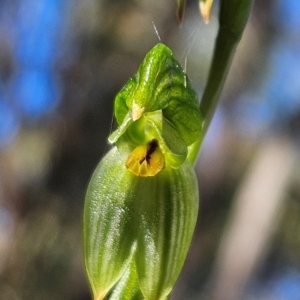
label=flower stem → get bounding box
[194,0,254,160]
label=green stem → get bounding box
[194,0,254,160]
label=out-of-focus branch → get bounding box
[209,137,296,300]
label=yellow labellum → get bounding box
[126,139,165,177]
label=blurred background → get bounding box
[0,0,300,299]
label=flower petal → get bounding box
[134,161,199,300]
[84,147,137,299]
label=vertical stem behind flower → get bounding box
[197,0,253,152]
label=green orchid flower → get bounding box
[108,43,203,170]
[84,43,202,300]
[84,146,199,300]
[83,0,254,295]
